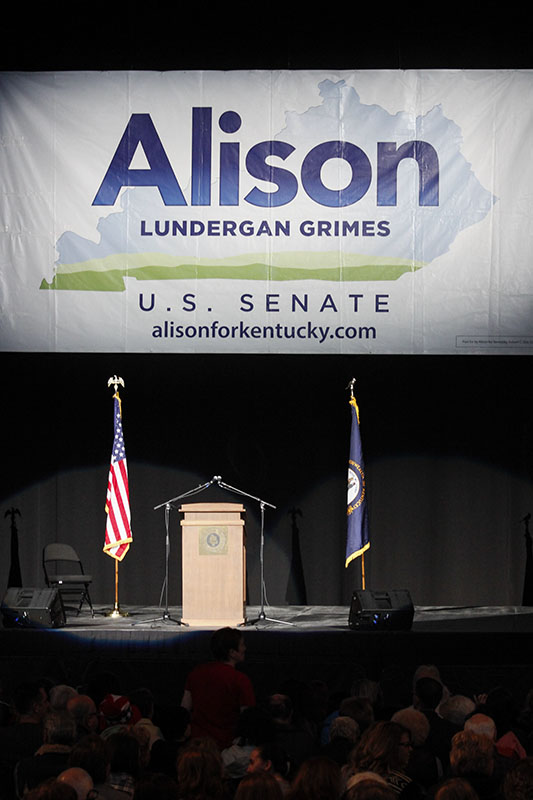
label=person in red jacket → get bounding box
[181,627,255,750]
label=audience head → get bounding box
[353,721,412,775]
[268,694,293,725]
[434,777,480,800]
[502,756,533,800]
[57,768,93,800]
[99,693,139,730]
[247,742,291,779]
[329,715,360,744]
[391,708,430,747]
[345,775,395,800]
[25,779,77,800]
[439,696,476,728]
[68,733,109,784]
[132,723,152,769]
[210,627,245,663]
[350,678,383,710]
[412,664,443,688]
[339,697,374,733]
[43,710,77,746]
[50,685,79,711]
[236,771,283,800]
[184,736,222,757]
[450,730,494,777]
[464,714,496,741]
[13,680,49,720]
[289,755,342,800]
[67,695,99,734]
[176,744,224,799]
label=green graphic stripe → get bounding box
[41,261,420,291]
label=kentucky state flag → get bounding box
[346,395,370,567]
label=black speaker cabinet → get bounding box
[349,589,414,630]
[1,587,66,629]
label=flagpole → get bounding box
[346,378,370,589]
[350,379,366,592]
[111,558,122,617]
[105,375,130,618]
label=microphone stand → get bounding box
[132,477,220,628]
[211,476,294,627]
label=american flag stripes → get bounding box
[104,394,132,561]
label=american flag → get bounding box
[104,394,132,561]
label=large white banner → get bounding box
[1,70,533,353]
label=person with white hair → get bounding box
[464,714,497,742]
[49,686,79,711]
[330,715,360,744]
[321,715,360,767]
[439,696,476,730]
[464,713,516,783]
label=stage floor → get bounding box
[1,604,532,705]
[46,603,533,633]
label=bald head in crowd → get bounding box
[464,713,497,741]
[58,768,94,800]
[67,695,99,737]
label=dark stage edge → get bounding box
[1,605,532,705]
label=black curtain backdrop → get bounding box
[2,353,532,609]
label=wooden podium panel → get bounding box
[180,502,246,627]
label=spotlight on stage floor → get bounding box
[348,589,414,631]
[1,587,66,629]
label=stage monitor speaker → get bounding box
[1,587,66,629]
[349,589,414,631]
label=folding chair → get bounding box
[42,543,94,617]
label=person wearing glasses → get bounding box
[345,721,423,800]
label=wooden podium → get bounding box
[180,502,246,627]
